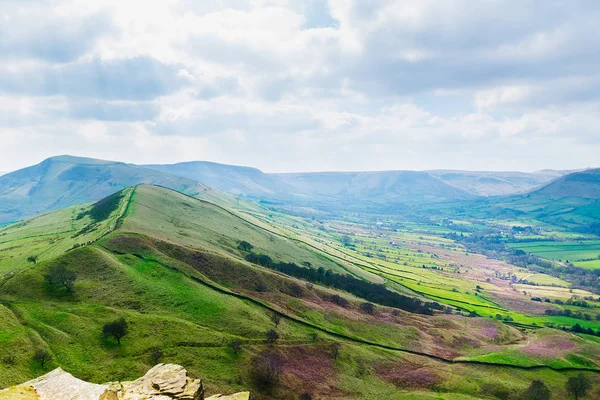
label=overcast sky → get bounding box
[1,0,599,173]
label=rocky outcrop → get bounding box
[118,364,203,400]
[0,364,249,400]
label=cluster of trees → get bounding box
[76,191,124,223]
[567,323,600,336]
[544,308,600,322]
[521,375,591,400]
[244,252,443,315]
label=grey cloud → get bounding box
[0,57,188,100]
[0,6,113,63]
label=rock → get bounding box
[0,385,40,400]
[1,364,248,400]
[119,364,204,400]
[205,393,250,400]
[13,368,110,400]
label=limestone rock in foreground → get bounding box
[119,364,204,400]
[1,364,249,400]
[205,393,250,400]
[8,368,109,400]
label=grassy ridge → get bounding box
[2,185,600,399]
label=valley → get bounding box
[1,158,600,399]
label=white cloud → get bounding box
[0,0,599,173]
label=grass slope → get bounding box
[1,185,600,399]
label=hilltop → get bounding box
[0,156,220,224]
[532,168,600,199]
[1,184,599,399]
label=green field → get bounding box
[508,240,600,263]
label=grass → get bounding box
[2,185,600,399]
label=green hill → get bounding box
[1,185,599,399]
[0,156,214,224]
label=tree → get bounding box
[149,346,163,364]
[103,317,128,344]
[228,339,243,355]
[251,352,283,392]
[44,265,77,292]
[238,241,253,252]
[27,255,38,264]
[299,393,313,400]
[288,283,303,298]
[522,380,551,400]
[33,348,52,368]
[566,374,591,400]
[360,302,375,315]
[270,313,281,327]
[266,329,279,344]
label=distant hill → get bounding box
[427,170,567,196]
[143,161,292,196]
[468,169,600,230]
[272,170,477,203]
[0,155,214,223]
[531,168,600,198]
[144,161,566,206]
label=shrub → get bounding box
[237,241,253,252]
[228,339,243,355]
[149,346,163,364]
[266,329,279,344]
[522,380,550,400]
[360,302,375,314]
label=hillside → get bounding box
[1,185,600,399]
[532,168,600,199]
[0,156,214,224]
[143,161,292,197]
[145,161,564,204]
[428,170,566,196]
[460,169,600,230]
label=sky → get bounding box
[1,0,600,173]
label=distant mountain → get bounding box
[0,155,213,223]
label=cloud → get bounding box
[1,0,600,173]
[0,57,188,100]
[68,99,161,121]
[0,3,113,62]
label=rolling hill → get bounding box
[1,184,599,399]
[427,170,567,196]
[0,156,216,224]
[1,156,571,225]
[144,161,565,204]
[532,168,600,199]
